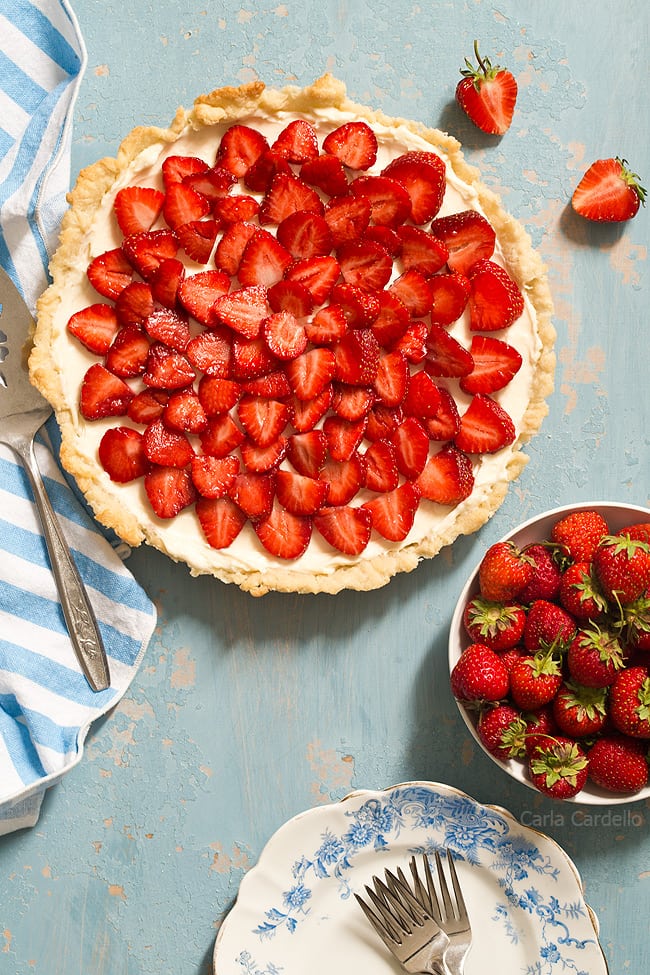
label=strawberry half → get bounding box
[253,505,312,559]
[114,186,165,236]
[381,151,446,224]
[322,121,378,171]
[460,334,523,394]
[456,41,518,135]
[572,157,646,222]
[467,259,524,331]
[67,304,120,354]
[313,505,372,556]
[196,496,247,548]
[455,393,516,454]
[429,210,496,275]
[362,482,420,541]
[99,426,147,482]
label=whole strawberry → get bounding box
[593,532,650,605]
[558,561,607,622]
[523,599,577,654]
[587,736,649,793]
[619,522,650,545]
[456,41,518,135]
[550,509,609,563]
[463,596,526,650]
[610,666,650,738]
[477,704,527,760]
[450,643,509,703]
[572,157,646,222]
[528,737,589,800]
[618,592,650,652]
[552,682,608,738]
[478,541,534,602]
[523,707,558,757]
[509,649,563,711]
[566,626,625,688]
[517,544,562,603]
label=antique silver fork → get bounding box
[355,866,450,973]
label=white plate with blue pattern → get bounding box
[213,781,607,974]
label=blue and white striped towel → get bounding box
[0,0,157,835]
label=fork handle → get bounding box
[18,437,110,692]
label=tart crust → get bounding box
[31,74,555,595]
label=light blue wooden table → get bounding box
[1,1,648,972]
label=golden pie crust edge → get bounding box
[31,73,556,596]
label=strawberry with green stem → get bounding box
[528,736,589,800]
[456,41,518,135]
[572,157,646,222]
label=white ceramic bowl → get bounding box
[448,501,650,804]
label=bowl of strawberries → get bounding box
[448,501,650,803]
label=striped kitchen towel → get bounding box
[0,0,157,835]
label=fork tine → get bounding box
[434,850,455,921]
[446,849,469,922]
[420,853,443,923]
[355,892,400,948]
[363,883,406,940]
[383,867,430,924]
[373,874,427,931]
[408,855,433,917]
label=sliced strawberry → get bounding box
[276,210,333,259]
[362,482,420,540]
[460,334,523,394]
[287,430,328,477]
[200,414,245,458]
[150,258,185,308]
[267,279,314,318]
[177,269,230,326]
[285,347,336,400]
[240,437,288,473]
[186,326,232,377]
[87,248,133,300]
[337,239,393,291]
[243,149,292,193]
[174,219,220,264]
[319,453,366,506]
[349,174,411,227]
[314,505,372,556]
[144,308,191,352]
[429,270,471,326]
[240,370,291,399]
[324,194,371,246]
[402,369,442,418]
[363,439,400,493]
[365,403,403,442]
[422,386,461,440]
[144,465,197,518]
[191,455,240,497]
[217,196,260,226]
[455,45,518,135]
[163,389,207,434]
[391,416,429,478]
[300,153,349,197]
[216,124,270,177]
[371,291,410,347]
[115,281,155,327]
[259,172,324,225]
[238,231,293,288]
[198,376,241,415]
[230,334,278,380]
[397,225,449,277]
[162,154,209,190]
[253,505,312,559]
[391,320,429,364]
[374,350,409,407]
[468,259,524,331]
[389,269,433,317]
[98,426,147,482]
[284,255,341,305]
[105,325,150,377]
[455,393,516,454]
[215,220,258,276]
[262,309,308,360]
[572,157,646,222]
[143,417,194,467]
[331,383,375,421]
[381,151,446,223]
[80,363,134,419]
[334,329,380,386]
[210,285,270,339]
[290,385,333,432]
[122,230,178,279]
[275,469,328,516]
[272,119,319,163]
[429,210,496,275]
[323,414,367,462]
[364,224,402,256]
[127,388,169,425]
[330,283,380,329]
[323,121,377,171]
[114,186,165,237]
[196,496,247,547]
[142,343,196,390]
[415,444,474,504]
[237,395,289,447]
[305,304,348,345]
[424,323,473,377]
[163,182,210,230]
[67,304,120,354]
[183,164,236,200]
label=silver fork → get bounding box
[399,851,472,975]
[355,867,450,973]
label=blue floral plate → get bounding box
[213,781,608,975]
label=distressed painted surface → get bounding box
[1,1,648,973]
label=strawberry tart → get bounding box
[31,75,555,595]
